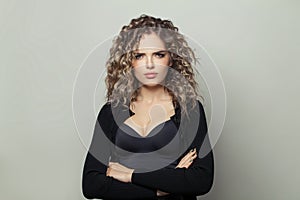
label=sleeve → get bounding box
[82,103,157,200]
[131,100,214,196]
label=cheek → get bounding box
[132,60,145,68]
[157,66,168,74]
[159,56,171,66]
[162,67,169,77]
[131,59,138,68]
[156,66,169,81]
[132,66,144,80]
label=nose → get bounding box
[146,55,154,69]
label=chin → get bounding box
[141,81,163,87]
[144,83,160,87]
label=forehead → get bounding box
[136,32,166,51]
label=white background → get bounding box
[1,0,299,199]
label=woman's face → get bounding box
[131,32,172,87]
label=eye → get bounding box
[134,53,144,60]
[155,52,166,58]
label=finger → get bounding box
[180,159,193,169]
[107,167,120,178]
[108,162,118,166]
[110,162,125,168]
[179,150,197,165]
[177,159,191,168]
[106,167,111,176]
[182,162,192,169]
[184,151,198,164]
[192,152,198,159]
[177,151,198,168]
[110,163,131,172]
[178,151,194,165]
[115,163,133,172]
[109,163,123,171]
[188,152,197,161]
[179,159,192,168]
[184,148,196,159]
[177,156,192,168]
[184,153,198,167]
[176,149,197,168]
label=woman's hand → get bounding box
[106,162,134,183]
[176,148,197,169]
[106,149,197,193]
[157,148,198,196]
[157,189,170,196]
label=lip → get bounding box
[144,72,158,79]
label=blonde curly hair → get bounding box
[105,14,202,118]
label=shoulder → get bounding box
[195,99,207,121]
[97,102,112,121]
[186,99,205,115]
[94,102,116,140]
[185,99,207,130]
[96,102,115,132]
[197,100,205,114]
[96,102,128,132]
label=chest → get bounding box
[127,101,175,137]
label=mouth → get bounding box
[144,72,158,79]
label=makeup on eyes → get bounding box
[133,50,168,60]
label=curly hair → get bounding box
[105,14,202,118]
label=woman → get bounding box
[82,14,214,200]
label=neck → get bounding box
[137,85,170,103]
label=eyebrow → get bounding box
[133,50,168,54]
[154,50,168,54]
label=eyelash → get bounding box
[134,53,166,60]
[155,53,166,58]
[134,54,143,60]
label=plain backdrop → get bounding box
[1,0,299,199]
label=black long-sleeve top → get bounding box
[82,100,214,200]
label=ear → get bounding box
[168,58,173,67]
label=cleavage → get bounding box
[123,118,173,138]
